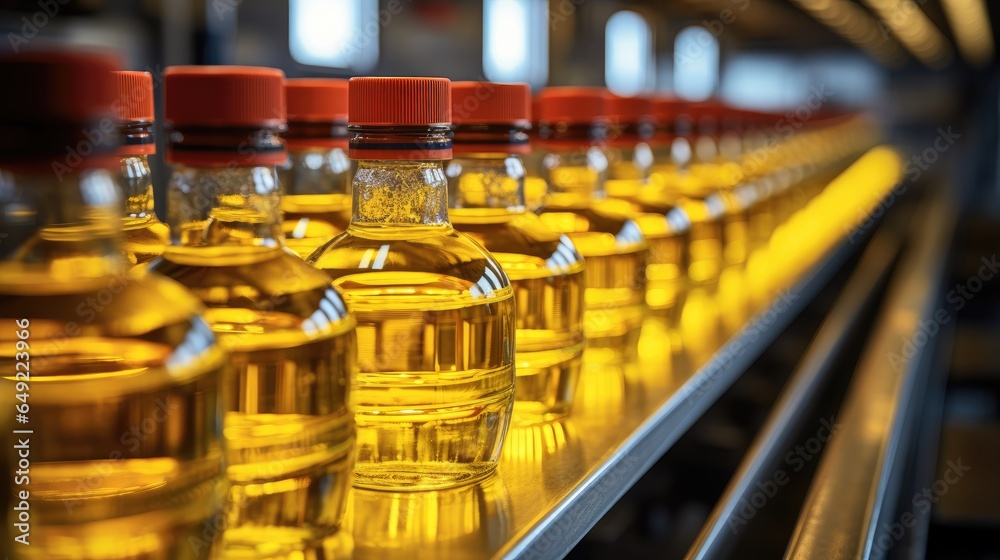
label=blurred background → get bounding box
[1,0,997,217]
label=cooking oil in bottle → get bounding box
[148,66,356,558]
[279,79,353,259]
[0,51,227,560]
[533,87,648,356]
[603,94,690,329]
[113,70,170,268]
[447,81,585,423]
[648,99,725,289]
[308,77,516,490]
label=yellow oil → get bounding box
[308,161,516,491]
[278,148,353,259]
[346,473,510,559]
[281,194,352,259]
[449,162,585,423]
[118,155,169,268]
[1,272,228,560]
[149,243,356,557]
[535,162,648,356]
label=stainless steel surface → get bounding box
[784,192,955,560]
[345,200,883,560]
[684,212,905,560]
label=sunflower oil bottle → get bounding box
[148,66,357,558]
[648,98,726,291]
[279,78,352,259]
[0,51,227,559]
[603,93,691,328]
[308,77,516,490]
[113,71,170,267]
[533,87,648,357]
[446,81,585,422]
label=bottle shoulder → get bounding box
[452,212,585,277]
[149,246,352,328]
[308,226,514,301]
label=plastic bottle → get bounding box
[279,78,352,259]
[447,81,585,422]
[149,66,357,558]
[308,77,515,490]
[0,50,227,560]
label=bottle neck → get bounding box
[167,164,284,247]
[279,146,352,196]
[446,154,526,216]
[116,154,156,223]
[351,160,450,227]
[0,167,123,285]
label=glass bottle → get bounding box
[148,66,356,558]
[533,87,648,357]
[308,77,516,490]
[113,70,170,268]
[0,51,227,559]
[603,93,691,326]
[446,81,585,422]
[279,78,353,259]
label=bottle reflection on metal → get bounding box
[346,474,510,560]
[717,264,751,336]
[502,419,581,492]
[679,285,723,366]
[573,352,629,419]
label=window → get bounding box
[289,0,379,71]
[483,0,548,88]
[605,10,654,96]
[674,26,719,101]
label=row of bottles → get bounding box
[1,48,877,560]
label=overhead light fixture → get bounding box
[940,0,994,66]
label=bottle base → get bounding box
[222,526,352,560]
[353,462,498,491]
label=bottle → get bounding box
[113,70,170,268]
[648,98,726,289]
[308,77,516,490]
[148,66,357,557]
[279,78,353,259]
[446,81,585,422]
[603,93,691,326]
[0,50,227,559]
[533,87,648,356]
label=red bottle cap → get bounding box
[651,96,682,125]
[113,71,155,122]
[349,77,451,126]
[114,71,156,156]
[165,66,286,166]
[535,87,608,125]
[451,82,530,125]
[165,66,286,128]
[0,48,120,170]
[286,78,349,122]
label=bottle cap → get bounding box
[348,77,452,160]
[114,71,156,156]
[286,78,349,122]
[113,71,155,122]
[164,65,287,166]
[651,97,681,126]
[536,87,608,125]
[451,82,530,125]
[349,77,450,126]
[0,48,120,170]
[165,65,285,128]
